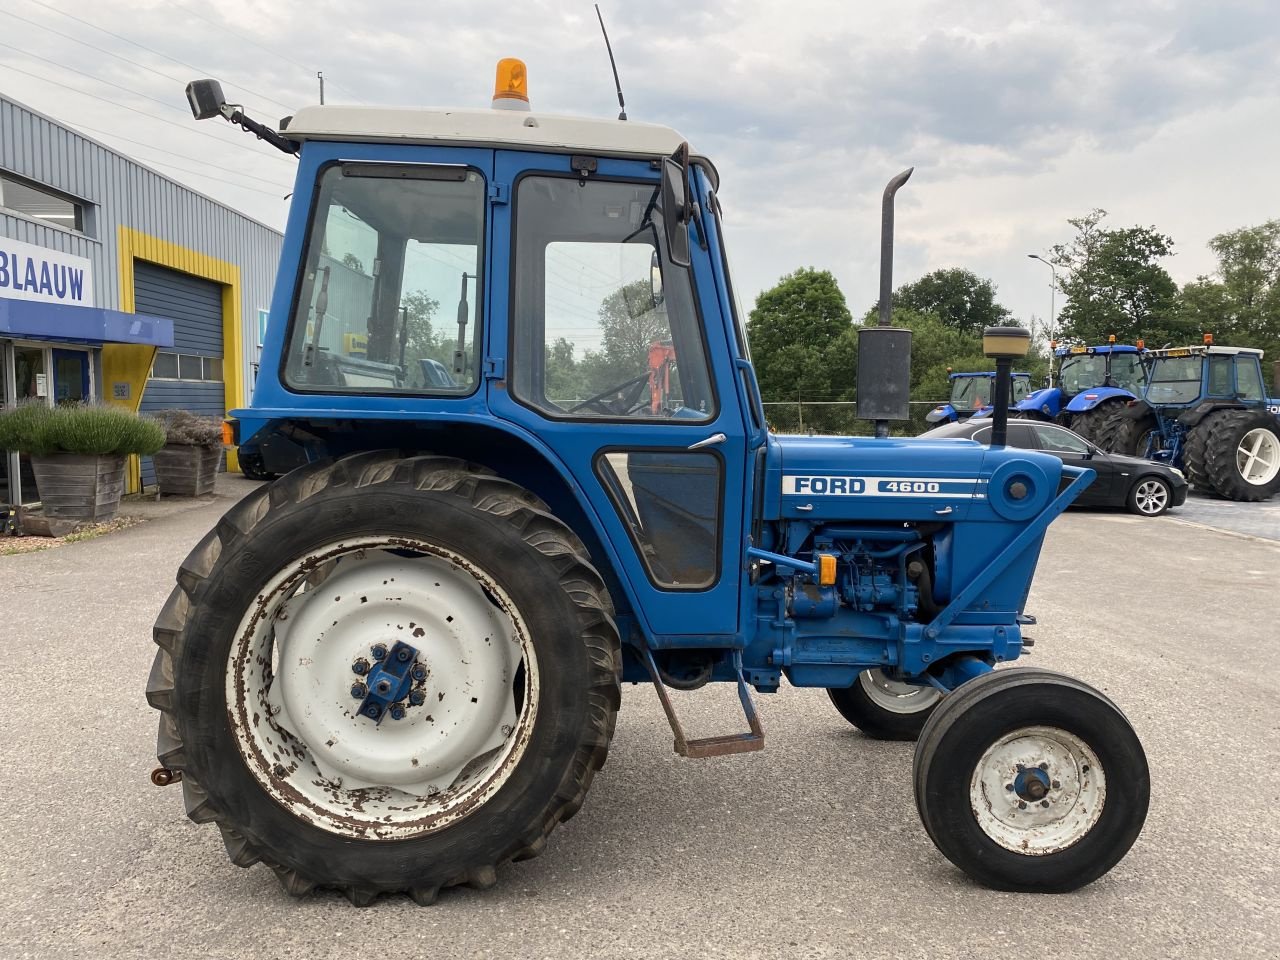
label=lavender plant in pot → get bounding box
[0,401,165,521]
[150,409,225,497]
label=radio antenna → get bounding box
[594,4,627,120]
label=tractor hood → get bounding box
[763,433,1066,524]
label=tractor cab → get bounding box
[1092,339,1280,501]
[924,370,1031,426]
[149,61,1149,904]
[1014,340,1147,441]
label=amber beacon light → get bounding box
[492,58,530,110]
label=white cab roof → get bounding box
[1150,345,1265,358]
[283,105,694,161]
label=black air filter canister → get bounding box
[857,326,912,421]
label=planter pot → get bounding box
[29,453,126,522]
[153,443,222,497]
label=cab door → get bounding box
[485,150,748,640]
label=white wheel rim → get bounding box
[227,537,538,839]
[1133,479,1168,515]
[1237,428,1280,485]
[970,725,1106,855]
[858,669,942,714]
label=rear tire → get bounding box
[1094,408,1144,456]
[1202,410,1280,501]
[1067,407,1106,443]
[828,670,942,740]
[147,452,622,905]
[914,667,1148,892]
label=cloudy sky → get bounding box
[2,0,1279,328]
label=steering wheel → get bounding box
[568,374,650,416]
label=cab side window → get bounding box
[1235,356,1264,400]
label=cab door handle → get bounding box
[688,432,727,450]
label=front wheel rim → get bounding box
[969,725,1106,854]
[1134,479,1169,515]
[227,536,539,840]
[859,669,942,715]
[1237,428,1280,485]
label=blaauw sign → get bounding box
[0,237,94,307]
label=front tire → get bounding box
[827,669,942,740]
[913,667,1148,892]
[1127,476,1172,516]
[147,452,621,905]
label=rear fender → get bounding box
[1064,386,1136,413]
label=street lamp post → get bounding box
[1027,253,1058,387]
[1026,253,1057,342]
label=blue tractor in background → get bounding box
[1014,341,1147,442]
[1095,340,1280,501]
[925,369,1033,427]
[148,63,1149,906]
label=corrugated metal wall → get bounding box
[0,94,283,395]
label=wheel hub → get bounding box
[350,640,424,724]
[971,725,1107,855]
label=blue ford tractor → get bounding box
[924,370,1032,427]
[1095,341,1280,501]
[1013,342,1147,441]
[148,63,1149,905]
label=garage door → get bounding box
[135,262,225,486]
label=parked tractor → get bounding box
[1095,340,1280,501]
[148,62,1150,905]
[1013,341,1146,442]
[924,370,1032,427]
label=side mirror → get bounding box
[186,79,228,120]
[649,248,664,308]
[661,155,691,268]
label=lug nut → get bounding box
[389,704,406,720]
[364,705,381,719]
[351,658,370,676]
[1038,762,1049,771]
[1018,801,1027,810]
[409,690,426,706]
[397,648,412,662]
[1052,780,1061,789]
[1040,799,1050,808]
[273,763,287,778]
[376,679,392,694]
[350,681,367,699]
[411,664,427,681]
[371,644,388,661]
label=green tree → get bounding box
[747,268,857,432]
[1050,209,1183,345]
[891,268,1011,335]
[1176,220,1280,388]
[399,289,444,366]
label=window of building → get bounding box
[0,171,84,232]
[152,351,223,382]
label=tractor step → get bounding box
[641,648,764,758]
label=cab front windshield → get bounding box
[1146,357,1202,404]
[1058,354,1107,394]
[950,375,1030,410]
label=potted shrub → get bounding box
[149,410,225,497]
[0,401,165,522]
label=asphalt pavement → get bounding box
[2,476,1277,960]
